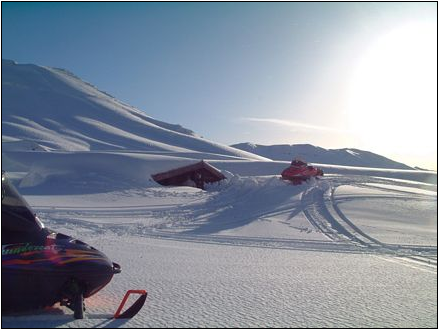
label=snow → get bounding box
[3,234,436,328]
[333,184,436,246]
[365,182,437,196]
[346,149,360,156]
[1,60,437,327]
[337,197,436,245]
[2,60,268,161]
[1,171,437,328]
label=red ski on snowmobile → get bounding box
[281,159,323,185]
[1,171,147,319]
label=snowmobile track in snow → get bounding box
[301,181,436,271]
[141,231,370,254]
[301,183,365,245]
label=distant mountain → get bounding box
[231,143,414,170]
[414,166,433,172]
[1,59,266,160]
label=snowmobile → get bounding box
[1,171,146,319]
[281,159,324,185]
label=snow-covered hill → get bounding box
[231,142,414,169]
[1,59,266,160]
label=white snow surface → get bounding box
[1,165,437,328]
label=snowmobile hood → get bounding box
[2,232,118,274]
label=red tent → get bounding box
[151,160,226,189]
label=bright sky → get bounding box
[1,2,437,170]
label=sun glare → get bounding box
[347,21,437,165]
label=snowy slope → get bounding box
[1,59,266,160]
[231,142,414,169]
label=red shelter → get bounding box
[151,160,226,190]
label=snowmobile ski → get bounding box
[113,290,148,319]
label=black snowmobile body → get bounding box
[1,171,121,317]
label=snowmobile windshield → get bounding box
[1,172,44,232]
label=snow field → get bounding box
[2,171,436,327]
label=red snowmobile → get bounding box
[281,159,323,185]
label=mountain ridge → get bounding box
[231,142,414,170]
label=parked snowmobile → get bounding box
[281,159,323,185]
[1,171,146,319]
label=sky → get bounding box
[1,2,437,170]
